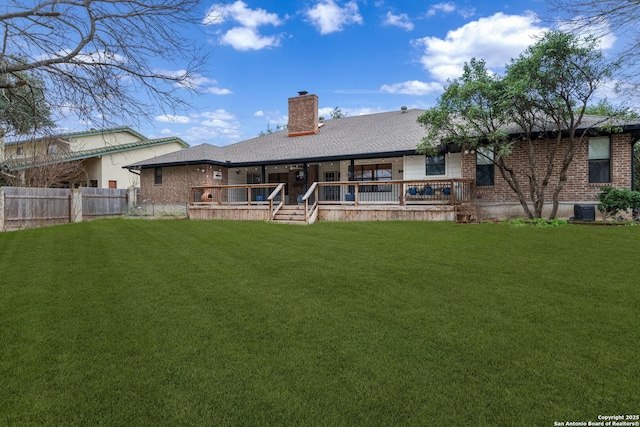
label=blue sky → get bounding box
[64,0,620,146]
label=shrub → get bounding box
[597,186,640,221]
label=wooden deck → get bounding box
[189,179,477,224]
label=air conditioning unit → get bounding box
[573,204,595,221]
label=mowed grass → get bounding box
[0,219,638,426]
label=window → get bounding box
[426,155,446,176]
[47,144,58,155]
[108,180,117,189]
[353,163,392,192]
[589,137,611,183]
[154,167,163,185]
[16,147,24,156]
[89,180,98,188]
[476,148,494,186]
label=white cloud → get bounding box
[413,12,548,82]
[204,1,282,51]
[557,16,617,51]
[383,11,414,31]
[155,69,232,94]
[155,114,191,124]
[347,107,384,116]
[306,0,363,35]
[380,80,443,95]
[196,110,236,121]
[206,87,233,95]
[226,0,281,27]
[203,1,281,27]
[221,26,281,51]
[255,109,287,126]
[202,4,225,25]
[318,107,335,118]
[318,106,382,118]
[158,109,243,143]
[425,2,475,19]
[182,125,243,143]
[426,2,456,17]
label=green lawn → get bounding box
[0,219,638,426]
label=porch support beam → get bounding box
[303,162,308,193]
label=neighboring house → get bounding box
[1,127,188,189]
[125,92,640,219]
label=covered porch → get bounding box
[189,178,477,224]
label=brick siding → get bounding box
[139,164,228,205]
[461,133,633,203]
[288,94,319,137]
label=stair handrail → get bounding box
[267,183,286,220]
[302,182,319,224]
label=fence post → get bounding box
[70,189,83,223]
[127,187,136,207]
[0,190,5,232]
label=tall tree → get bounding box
[546,0,640,95]
[330,107,346,119]
[418,31,619,219]
[0,71,54,136]
[0,0,212,132]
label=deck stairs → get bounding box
[272,204,308,224]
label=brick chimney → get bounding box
[288,91,319,137]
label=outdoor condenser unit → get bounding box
[573,204,596,221]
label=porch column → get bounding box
[303,162,308,193]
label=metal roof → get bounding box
[3,136,189,171]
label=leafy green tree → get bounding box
[0,71,54,136]
[330,107,346,119]
[418,32,619,219]
[258,123,287,136]
[583,99,638,118]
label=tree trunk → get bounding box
[496,158,535,219]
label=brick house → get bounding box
[125,92,640,220]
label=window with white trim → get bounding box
[588,137,611,183]
[426,155,445,176]
[476,148,494,186]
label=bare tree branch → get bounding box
[545,0,640,97]
[1,0,216,133]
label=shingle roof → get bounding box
[124,109,640,170]
[126,109,427,169]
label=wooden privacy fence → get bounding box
[0,187,129,231]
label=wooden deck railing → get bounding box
[311,179,475,206]
[301,182,319,224]
[191,179,475,224]
[267,183,285,220]
[192,183,284,206]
